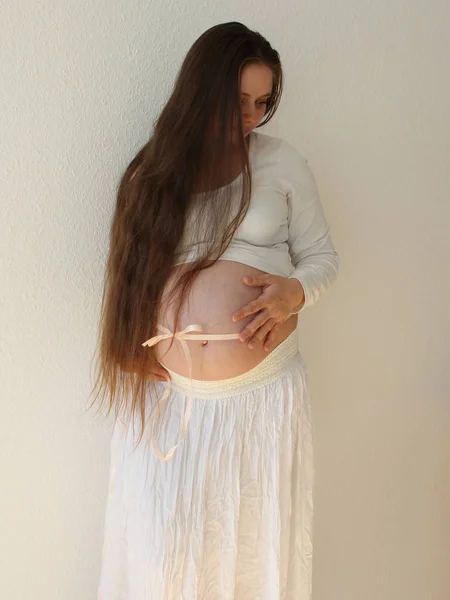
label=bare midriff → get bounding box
[154,260,298,381]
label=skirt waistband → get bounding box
[165,327,299,399]
[141,324,300,462]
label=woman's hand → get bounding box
[123,361,170,382]
[231,274,305,351]
[149,365,171,382]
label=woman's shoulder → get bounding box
[253,130,315,188]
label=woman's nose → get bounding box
[242,107,256,122]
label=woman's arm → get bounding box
[281,141,340,312]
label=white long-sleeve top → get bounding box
[173,130,339,311]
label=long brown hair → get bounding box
[89,21,284,443]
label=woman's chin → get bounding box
[232,129,251,138]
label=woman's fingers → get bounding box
[151,375,170,382]
[248,319,275,349]
[232,299,261,322]
[156,366,169,376]
[146,366,170,382]
[262,322,280,351]
[238,313,268,342]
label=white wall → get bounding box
[1,1,449,599]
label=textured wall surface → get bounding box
[1,1,449,599]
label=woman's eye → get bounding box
[240,100,268,106]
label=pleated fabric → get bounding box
[97,328,314,600]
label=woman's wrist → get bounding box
[287,277,305,314]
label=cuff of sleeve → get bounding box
[288,274,313,312]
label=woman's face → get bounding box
[209,63,274,144]
[237,62,274,138]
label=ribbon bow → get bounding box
[142,324,239,461]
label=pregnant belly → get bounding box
[154,260,298,380]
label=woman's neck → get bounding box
[193,133,251,194]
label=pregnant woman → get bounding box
[92,21,339,600]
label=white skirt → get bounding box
[97,328,314,600]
